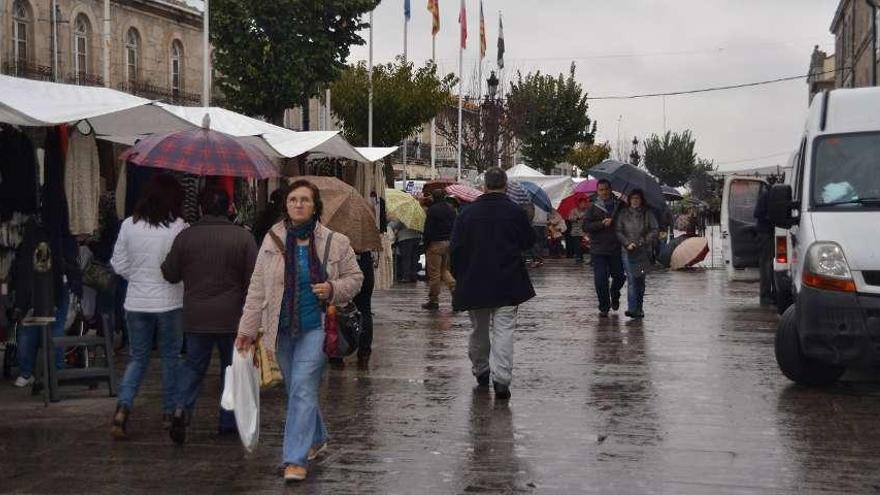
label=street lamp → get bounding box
[487,71,499,100]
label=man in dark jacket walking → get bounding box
[584,179,626,317]
[450,168,535,400]
[422,189,457,310]
[161,188,258,444]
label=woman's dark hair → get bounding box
[133,174,184,227]
[285,179,324,221]
[627,188,645,205]
[199,186,230,217]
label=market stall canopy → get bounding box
[507,163,545,177]
[0,74,151,126]
[355,147,399,163]
[0,76,370,162]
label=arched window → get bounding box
[12,0,30,68]
[125,28,140,83]
[170,40,183,95]
[73,14,91,80]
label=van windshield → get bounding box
[812,133,880,207]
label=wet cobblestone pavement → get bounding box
[4,262,880,494]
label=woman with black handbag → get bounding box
[235,179,363,482]
[615,190,660,319]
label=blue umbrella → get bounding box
[521,181,553,212]
[506,180,531,205]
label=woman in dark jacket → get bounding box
[615,190,659,319]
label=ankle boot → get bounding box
[111,404,130,440]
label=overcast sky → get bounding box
[348,0,839,171]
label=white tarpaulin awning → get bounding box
[0,74,152,126]
[355,147,398,162]
[508,163,545,177]
[0,75,370,162]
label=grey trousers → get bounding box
[468,306,517,386]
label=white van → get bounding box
[770,87,880,386]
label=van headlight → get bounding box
[803,242,856,292]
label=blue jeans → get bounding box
[175,333,236,431]
[623,252,647,314]
[592,254,625,313]
[17,293,70,378]
[117,310,183,412]
[276,327,327,466]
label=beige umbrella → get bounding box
[670,236,710,270]
[296,176,382,253]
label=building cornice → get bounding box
[117,0,202,28]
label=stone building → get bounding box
[1,0,204,104]
[829,0,880,89]
[808,45,836,102]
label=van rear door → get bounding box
[721,176,769,277]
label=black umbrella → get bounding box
[662,185,683,201]
[589,159,666,210]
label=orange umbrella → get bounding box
[670,237,709,270]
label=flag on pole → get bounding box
[405,0,411,21]
[428,0,440,36]
[479,1,486,59]
[497,14,505,69]
[459,0,467,49]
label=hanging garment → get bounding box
[181,174,200,223]
[0,126,39,221]
[64,131,102,235]
[43,127,83,299]
[11,219,56,322]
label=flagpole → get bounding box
[457,44,463,182]
[477,0,483,172]
[368,10,374,148]
[402,3,408,184]
[430,36,437,178]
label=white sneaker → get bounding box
[13,375,35,388]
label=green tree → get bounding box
[643,130,697,187]
[566,141,611,173]
[688,157,721,210]
[331,59,456,147]
[211,0,379,126]
[507,63,594,174]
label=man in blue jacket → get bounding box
[450,168,536,400]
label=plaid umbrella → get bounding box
[506,180,531,205]
[446,183,484,203]
[122,125,279,179]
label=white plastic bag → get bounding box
[223,348,260,453]
[220,365,235,411]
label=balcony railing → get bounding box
[65,71,104,87]
[119,80,202,106]
[2,59,53,81]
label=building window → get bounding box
[12,0,30,69]
[171,40,183,95]
[875,7,880,60]
[73,14,91,81]
[125,28,140,83]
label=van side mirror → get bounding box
[769,184,796,229]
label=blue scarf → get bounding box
[278,218,326,336]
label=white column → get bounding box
[103,0,110,87]
[52,0,58,81]
[457,45,463,181]
[202,0,210,107]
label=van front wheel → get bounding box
[775,305,845,386]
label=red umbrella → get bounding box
[557,192,591,220]
[122,125,279,179]
[446,183,483,203]
[574,179,598,195]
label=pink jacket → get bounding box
[237,221,364,353]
